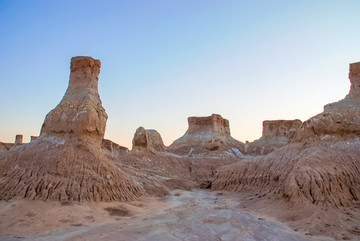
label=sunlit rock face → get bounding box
[168,114,245,157]
[245,119,302,155]
[132,127,166,153]
[40,57,107,145]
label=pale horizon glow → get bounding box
[1,1,360,148]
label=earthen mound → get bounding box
[0,57,142,202]
[132,127,166,153]
[168,114,245,157]
[245,119,302,155]
[212,62,360,208]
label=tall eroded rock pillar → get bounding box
[348,62,360,98]
[325,62,360,112]
[15,135,23,144]
[40,57,108,144]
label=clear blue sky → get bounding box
[1,0,360,148]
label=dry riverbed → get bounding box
[0,190,333,241]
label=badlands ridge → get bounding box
[0,57,359,240]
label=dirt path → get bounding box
[3,190,315,241]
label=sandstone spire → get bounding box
[40,56,107,144]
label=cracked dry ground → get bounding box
[0,190,321,241]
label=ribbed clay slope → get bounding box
[212,62,360,208]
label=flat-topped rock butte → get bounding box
[245,119,302,155]
[187,114,231,136]
[169,114,245,156]
[0,57,359,241]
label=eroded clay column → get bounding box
[15,135,23,144]
[40,56,108,144]
[349,62,360,97]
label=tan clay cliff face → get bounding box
[132,127,166,153]
[40,57,107,144]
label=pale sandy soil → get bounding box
[0,189,354,241]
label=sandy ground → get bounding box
[0,190,352,241]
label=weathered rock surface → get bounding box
[245,119,302,155]
[0,56,142,202]
[212,62,360,210]
[102,139,129,157]
[168,114,245,157]
[132,127,166,153]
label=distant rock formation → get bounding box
[132,127,166,153]
[169,114,245,157]
[15,135,23,145]
[212,62,360,209]
[0,143,13,151]
[0,57,142,201]
[293,61,360,142]
[187,114,230,136]
[245,119,302,155]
